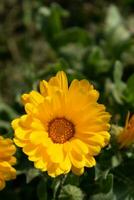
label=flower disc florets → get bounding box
[48,118,75,144]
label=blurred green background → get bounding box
[0,0,134,199]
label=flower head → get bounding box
[0,136,16,190]
[12,71,110,177]
[118,112,134,148]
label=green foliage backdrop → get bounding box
[0,0,134,199]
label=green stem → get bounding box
[53,174,67,200]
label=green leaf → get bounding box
[59,184,84,200]
[113,61,123,84]
[54,58,69,71]
[37,178,47,200]
[105,5,130,43]
[91,173,115,200]
[84,47,111,75]
[101,174,113,194]
[53,27,91,47]
[23,1,33,27]
[49,4,67,34]
[0,120,10,130]
[112,61,126,104]
[112,158,134,200]
[38,7,51,17]
[90,191,116,200]
[124,74,134,107]
[52,176,62,200]
[105,5,131,46]
[64,173,80,187]
[26,168,40,184]
[37,3,69,41]
[0,101,18,119]
[105,5,122,31]
[113,26,131,42]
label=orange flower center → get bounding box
[48,118,75,143]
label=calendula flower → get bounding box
[12,71,110,177]
[0,136,16,190]
[118,112,134,148]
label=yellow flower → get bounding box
[118,112,134,148]
[12,71,110,177]
[0,136,16,190]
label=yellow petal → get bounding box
[22,91,44,106]
[49,71,68,92]
[40,80,48,97]
[46,143,64,163]
[34,159,47,171]
[69,150,85,168]
[84,156,96,167]
[59,155,71,173]
[14,138,26,147]
[29,131,50,146]
[47,164,64,177]
[79,79,99,101]
[71,138,89,154]
[71,166,84,175]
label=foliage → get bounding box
[0,0,134,199]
